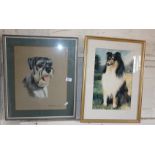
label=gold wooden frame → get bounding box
[80,36,146,123]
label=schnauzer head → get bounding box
[28,57,53,88]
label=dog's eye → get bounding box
[37,64,43,68]
[49,63,52,67]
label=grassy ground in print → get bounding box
[93,73,132,110]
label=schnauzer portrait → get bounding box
[23,57,54,98]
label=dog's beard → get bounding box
[33,70,53,88]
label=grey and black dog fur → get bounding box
[23,57,54,98]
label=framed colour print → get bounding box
[81,36,145,123]
[2,35,78,120]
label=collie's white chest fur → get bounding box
[102,70,124,97]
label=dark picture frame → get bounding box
[2,35,78,120]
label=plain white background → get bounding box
[0,0,155,155]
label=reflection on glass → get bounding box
[133,56,136,73]
[133,56,141,73]
[57,44,63,50]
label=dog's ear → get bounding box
[115,52,121,59]
[28,58,35,70]
[106,52,112,56]
[115,52,125,77]
[106,52,112,59]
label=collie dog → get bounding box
[102,52,127,109]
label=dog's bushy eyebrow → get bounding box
[36,58,52,64]
[28,57,52,70]
[44,57,52,61]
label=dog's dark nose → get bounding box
[46,67,52,73]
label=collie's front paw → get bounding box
[112,103,117,109]
[103,102,107,107]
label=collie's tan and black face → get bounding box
[105,52,125,77]
[28,57,53,88]
[106,52,116,66]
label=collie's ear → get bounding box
[115,52,125,77]
[116,64,125,77]
[115,52,121,58]
[106,52,112,57]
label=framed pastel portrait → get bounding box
[81,36,145,123]
[2,35,78,120]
